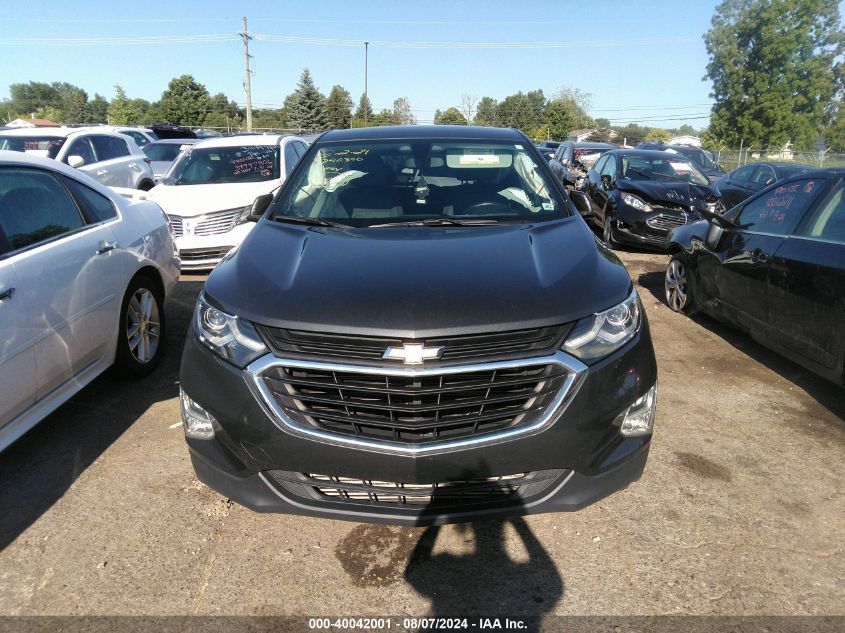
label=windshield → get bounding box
[670,146,715,170]
[143,143,187,162]
[163,145,280,185]
[0,135,65,159]
[621,155,710,185]
[271,139,568,227]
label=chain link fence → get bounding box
[712,149,845,171]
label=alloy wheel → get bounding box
[665,259,689,312]
[126,288,161,363]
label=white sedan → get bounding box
[147,134,308,270]
[0,151,179,452]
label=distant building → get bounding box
[668,135,701,147]
[567,128,597,142]
[7,118,59,128]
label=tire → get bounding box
[665,255,698,315]
[138,180,154,191]
[113,274,165,378]
[603,215,620,248]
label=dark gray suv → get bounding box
[179,126,657,525]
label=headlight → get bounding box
[562,289,642,362]
[194,293,268,367]
[622,193,653,213]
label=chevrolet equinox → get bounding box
[179,126,657,525]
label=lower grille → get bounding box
[179,247,233,262]
[261,362,567,444]
[646,213,691,232]
[265,470,566,508]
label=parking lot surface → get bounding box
[0,251,842,618]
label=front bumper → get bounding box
[613,206,701,250]
[180,323,657,525]
[174,222,254,271]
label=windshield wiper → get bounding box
[272,216,348,228]
[370,217,502,227]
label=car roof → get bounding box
[317,125,527,143]
[608,149,700,160]
[192,134,301,149]
[572,142,616,149]
[0,127,132,140]
[147,138,200,146]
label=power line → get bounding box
[0,34,237,46]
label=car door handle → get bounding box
[751,248,769,263]
[0,287,14,301]
[97,240,118,254]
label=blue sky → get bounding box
[3,0,726,128]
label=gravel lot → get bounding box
[0,250,842,619]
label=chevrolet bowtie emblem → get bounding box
[383,343,444,365]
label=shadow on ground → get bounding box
[637,269,845,424]
[0,279,204,551]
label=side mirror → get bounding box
[601,174,614,190]
[67,155,85,168]
[569,190,593,217]
[705,221,724,251]
[247,193,274,221]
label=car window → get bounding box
[143,142,184,162]
[65,137,96,166]
[0,168,85,254]
[273,139,567,226]
[284,143,300,176]
[0,135,66,159]
[61,176,118,223]
[599,155,617,181]
[92,135,129,161]
[736,178,825,236]
[800,181,845,244]
[751,165,776,186]
[592,155,609,174]
[123,131,149,148]
[731,165,757,184]
[292,142,307,160]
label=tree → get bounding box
[62,89,90,124]
[434,107,467,125]
[354,93,373,123]
[392,97,416,125]
[643,127,671,142]
[108,85,143,125]
[89,94,109,123]
[704,0,842,150]
[544,87,593,140]
[474,97,497,126]
[287,68,328,132]
[326,85,353,129]
[159,75,210,126]
[495,92,535,132]
[205,92,242,129]
[526,89,546,125]
[371,109,399,126]
[459,94,478,125]
[9,82,61,117]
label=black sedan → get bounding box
[665,169,845,385]
[549,141,617,190]
[712,162,812,209]
[583,149,721,250]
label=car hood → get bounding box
[205,218,634,337]
[617,179,719,207]
[146,180,280,217]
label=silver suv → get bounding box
[0,127,155,190]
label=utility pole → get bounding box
[241,16,254,132]
[364,41,369,126]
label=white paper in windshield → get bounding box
[669,161,692,173]
[459,154,501,165]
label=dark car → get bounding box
[636,142,724,182]
[583,149,722,250]
[149,124,197,140]
[549,141,617,190]
[535,141,560,162]
[713,162,813,209]
[665,170,845,385]
[179,125,657,525]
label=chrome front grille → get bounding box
[246,353,586,455]
[194,208,242,236]
[168,215,183,238]
[646,213,690,232]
